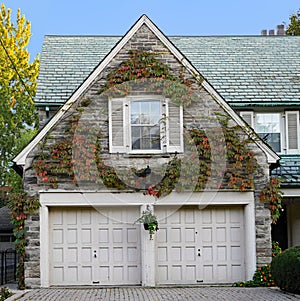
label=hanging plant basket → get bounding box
[136,207,159,239]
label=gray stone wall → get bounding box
[23,24,272,287]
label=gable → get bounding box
[13,15,279,170]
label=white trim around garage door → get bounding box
[39,190,256,287]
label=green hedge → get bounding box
[271,246,300,294]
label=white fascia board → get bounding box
[40,190,254,206]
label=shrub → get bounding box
[0,287,12,301]
[233,264,275,287]
[271,246,300,294]
[233,241,281,287]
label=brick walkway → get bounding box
[5,287,300,301]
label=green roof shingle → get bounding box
[35,35,300,105]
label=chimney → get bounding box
[261,29,267,36]
[269,29,275,36]
[277,24,285,35]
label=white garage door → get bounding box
[155,206,245,284]
[49,207,141,286]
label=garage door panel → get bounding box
[232,265,243,281]
[171,247,182,261]
[203,265,213,281]
[66,266,78,282]
[127,228,138,243]
[170,228,181,242]
[81,247,92,262]
[127,247,138,262]
[82,266,92,282]
[98,228,109,243]
[52,229,63,244]
[185,246,196,261]
[185,228,195,242]
[202,246,213,261]
[112,228,123,243]
[156,206,245,284]
[81,228,92,244]
[99,247,109,262]
[52,248,63,262]
[230,227,242,242]
[66,247,78,262]
[65,211,77,225]
[67,228,77,244]
[216,227,226,242]
[128,265,139,281]
[113,247,123,262]
[157,228,167,242]
[49,207,141,286]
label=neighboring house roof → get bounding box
[35,34,300,106]
[0,206,13,232]
[13,15,279,168]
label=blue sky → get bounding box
[2,0,300,59]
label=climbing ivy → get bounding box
[32,49,281,220]
[7,192,40,289]
[260,177,283,224]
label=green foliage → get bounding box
[286,9,300,36]
[271,246,300,294]
[144,157,181,198]
[101,50,199,106]
[135,207,159,239]
[0,287,12,301]
[0,4,39,195]
[259,177,283,224]
[233,264,275,287]
[272,241,282,258]
[7,192,40,289]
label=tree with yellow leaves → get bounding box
[0,4,39,202]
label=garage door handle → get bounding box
[198,249,201,256]
[94,254,97,258]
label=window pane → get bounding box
[256,114,281,152]
[132,127,141,149]
[131,100,161,150]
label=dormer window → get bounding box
[109,96,183,154]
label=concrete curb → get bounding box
[4,290,31,301]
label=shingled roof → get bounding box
[35,35,300,105]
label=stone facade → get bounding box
[22,23,272,288]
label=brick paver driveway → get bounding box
[7,286,300,301]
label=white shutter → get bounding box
[166,100,183,153]
[240,111,254,128]
[286,111,299,154]
[109,99,127,153]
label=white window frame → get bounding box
[240,110,300,155]
[128,96,164,154]
[109,96,183,154]
[285,111,300,154]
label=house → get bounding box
[14,15,299,288]
[0,206,14,251]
